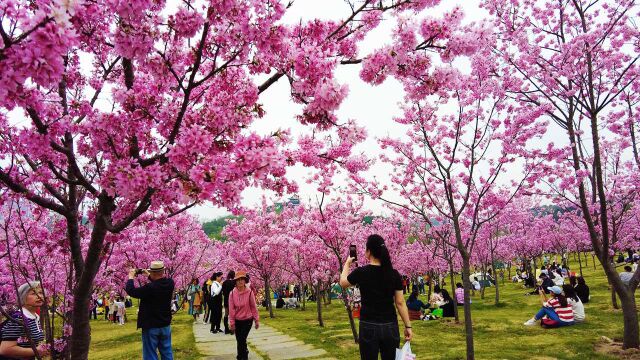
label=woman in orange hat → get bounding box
[228,271,259,360]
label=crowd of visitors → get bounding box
[3,247,634,360]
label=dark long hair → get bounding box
[366,234,395,290]
[553,293,568,307]
[441,289,453,303]
[562,285,579,302]
[408,290,419,303]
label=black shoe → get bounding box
[217,329,224,333]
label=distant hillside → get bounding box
[202,215,241,240]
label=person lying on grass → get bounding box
[524,286,575,328]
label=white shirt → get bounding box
[568,298,585,322]
[472,281,481,290]
[552,275,565,287]
[211,281,222,296]
[620,271,634,286]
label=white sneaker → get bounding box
[523,319,536,326]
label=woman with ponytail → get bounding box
[340,234,412,360]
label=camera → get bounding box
[134,268,145,275]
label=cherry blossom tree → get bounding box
[0,1,442,357]
[0,198,74,359]
[485,0,640,348]
[352,19,545,356]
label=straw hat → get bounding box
[148,261,165,272]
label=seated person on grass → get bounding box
[527,273,554,295]
[563,285,585,323]
[429,285,444,308]
[406,290,428,320]
[455,283,465,306]
[619,265,635,287]
[440,289,455,318]
[524,286,574,328]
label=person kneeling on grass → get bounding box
[524,286,574,328]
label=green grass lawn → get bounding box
[88,307,200,359]
[85,254,637,359]
[259,255,640,360]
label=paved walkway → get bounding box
[194,321,335,360]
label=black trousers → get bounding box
[358,321,400,360]
[204,302,213,323]
[210,303,223,331]
[234,319,253,360]
[224,306,230,332]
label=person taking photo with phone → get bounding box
[340,234,412,360]
[125,261,175,360]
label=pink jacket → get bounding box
[228,287,259,328]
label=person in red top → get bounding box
[524,285,574,328]
[228,271,259,360]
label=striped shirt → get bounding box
[0,308,45,360]
[547,298,574,322]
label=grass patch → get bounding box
[260,255,639,360]
[89,307,200,360]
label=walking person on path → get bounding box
[187,278,201,323]
[228,271,259,360]
[125,261,175,360]
[209,272,224,333]
[222,270,236,334]
[203,278,212,324]
[0,281,50,359]
[340,234,413,360]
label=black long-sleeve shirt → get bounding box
[125,277,175,329]
[222,279,236,308]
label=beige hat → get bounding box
[148,261,165,272]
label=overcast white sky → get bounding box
[190,0,493,221]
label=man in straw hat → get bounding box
[125,260,175,360]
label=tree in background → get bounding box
[486,0,640,348]
[352,14,545,357]
[0,1,436,357]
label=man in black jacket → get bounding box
[221,270,236,334]
[125,261,175,360]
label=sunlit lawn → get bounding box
[260,254,640,360]
[89,306,200,360]
[85,254,638,359]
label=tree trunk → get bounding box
[341,288,358,343]
[601,259,640,348]
[619,289,639,349]
[449,260,459,323]
[427,271,433,300]
[265,278,274,318]
[577,251,583,277]
[315,283,323,327]
[491,257,499,306]
[479,264,486,300]
[611,286,619,310]
[461,254,475,360]
[301,282,306,311]
[592,253,597,270]
[69,199,114,360]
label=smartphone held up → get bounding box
[349,244,357,262]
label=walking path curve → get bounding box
[194,321,336,360]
